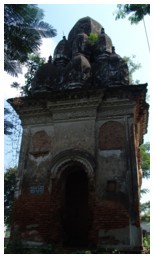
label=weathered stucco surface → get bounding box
[8,86,148,253]
[8,16,148,253]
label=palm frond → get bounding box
[4,60,22,77]
[4,4,57,76]
[34,21,57,38]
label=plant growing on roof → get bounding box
[87,33,98,45]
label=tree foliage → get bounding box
[4,167,17,227]
[140,143,150,227]
[4,4,57,77]
[140,142,150,197]
[4,54,46,135]
[4,108,14,135]
[140,201,150,214]
[143,235,150,254]
[140,142,150,179]
[115,4,150,24]
[123,55,141,84]
[11,53,45,96]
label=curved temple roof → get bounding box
[32,16,129,94]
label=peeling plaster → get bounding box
[29,152,51,166]
[99,226,130,245]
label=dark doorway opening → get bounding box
[63,165,89,247]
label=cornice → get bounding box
[7,84,148,128]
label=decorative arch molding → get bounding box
[50,149,96,179]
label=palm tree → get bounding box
[4,4,57,76]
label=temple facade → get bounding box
[8,17,149,253]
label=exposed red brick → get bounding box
[99,121,125,150]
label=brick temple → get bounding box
[8,17,149,253]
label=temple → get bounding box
[8,17,149,253]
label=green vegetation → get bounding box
[4,167,17,228]
[143,235,150,253]
[11,53,45,96]
[140,142,150,253]
[4,4,56,77]
[140,142,150,179]
[115,4,150,24]
[123,55,141,84]
[87,33,98,45]
[4,108,14,135]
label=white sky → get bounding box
[3,38,56,100]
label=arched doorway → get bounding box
[62,164,89,247]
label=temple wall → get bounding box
[10,92,143,252]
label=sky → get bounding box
[38,4,150,82]
[4,4,150,99]
[4,4,150,111]
[3,3,151,201]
